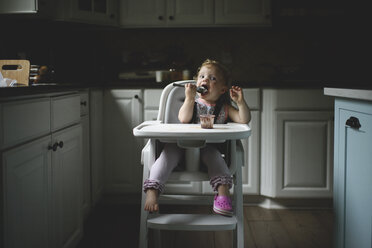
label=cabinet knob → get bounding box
[110,14,115,19]
[158,16,163,20]
[169,16,174,20]
[81,101,87,106]
[134,95,139,99]
[346,116,361,129]
[48,143,58,151]
[48,141,63,151]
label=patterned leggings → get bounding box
[143,143,232,193]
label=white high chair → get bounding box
[133,80,250,248]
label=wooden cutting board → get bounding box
[0,60,30,86]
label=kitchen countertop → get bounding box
[0,83,97,98]
[1,80,370,98]
[324,88,372,101]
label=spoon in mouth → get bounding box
[173,83,208,94]
[196,86,208,94]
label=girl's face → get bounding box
[196,65,227,103]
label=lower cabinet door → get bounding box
[3,136,52,248]
[52,124,83,248]
[270,111,334,197]
[339,109,372,248]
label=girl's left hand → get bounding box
[230,86,244,104]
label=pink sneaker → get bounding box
[213,195,233,217]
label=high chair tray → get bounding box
[133,121,251,142]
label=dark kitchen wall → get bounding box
[0,4,368,86]
[1,19,105,84]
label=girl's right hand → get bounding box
[185,83,197,99]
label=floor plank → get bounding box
[277,209,333,248]
[249,221,295,248]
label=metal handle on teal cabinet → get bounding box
[346,116,361,129]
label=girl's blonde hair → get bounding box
[196,59,231,87]
[196,59,232,105]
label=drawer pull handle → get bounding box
[48,141,63,151]
[81,101,87,106]
[346,116,361,129]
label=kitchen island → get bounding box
[324,88,372,248]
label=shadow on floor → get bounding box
[77,203,141,248]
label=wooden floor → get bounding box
[77,203,333,248]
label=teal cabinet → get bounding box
[333,98,372,248]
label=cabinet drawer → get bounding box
[0,98,51,149]
[243,88,260,110]
[144,89,163,109]
[51,94,80,131]
[80,92,89,116]
[144,109,159,121]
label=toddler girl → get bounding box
[144,59,251,216]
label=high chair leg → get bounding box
[235,165,244,248]
[139,187,149,248]
[232,140,244,248]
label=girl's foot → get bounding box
[213,184,233,216]
[213,194,233,217]
[144,189,159,212]
[217,184,230,197]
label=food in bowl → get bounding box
[199,114,215,129]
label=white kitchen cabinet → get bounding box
[0,97,51,150]
[103,89,143,194]
[120,0,214,27]
[52,124,83,248]
[215,0,271,26]
[90,89,104,206]
[260,89,334,198]
[143,89,163,122]
[0,0,37,13]
[120,0,270,27]
[0,0,52,15]
[1,93,83,248]
[55,0,118,25]
[3,136,52,248]
[80,91,91,219]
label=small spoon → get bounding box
[173,83,208,94]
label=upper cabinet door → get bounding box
[120,0,213,27]
[167,0,213,26]
[215,0,271,26]
[0,0,37,13]
[68,0,118,25]
[120,0,166,27]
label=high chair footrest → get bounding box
[147,214,237,231]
